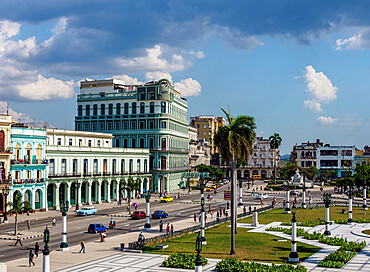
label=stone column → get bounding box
[31,188,36,210]
[77,180,82,207]
[54,183,60,210]
[96,180,102,204]
[65,183,71,208]
[107,180,111,203]
[87,181,93,205]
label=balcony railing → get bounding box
[12,178,46,184]
[49,171,150,179]
[12,159,48,165]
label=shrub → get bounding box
[318,250,356,268]
[216,258,307,272]
[340,241,366,252]
[281,220,326,227]
[162,252,208,269]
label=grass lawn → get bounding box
[143,222,320,263]
[239,207,370,224]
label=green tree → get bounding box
[214,108,256,255]
[354,164,370,189]
[280,163,299,179]
[195,164,224,179]
[121,176,141,214]
[269,133,282,184]
[7,193,33,235]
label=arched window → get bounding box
[129,159,133,173]
[26,144,31,163]
[140,138,145,148]
[86,105,90,116]
[101,104,105,116]
[161,102,166,113]
[93,104,98,115]
[123,138,128,148]
[108,104,113,115]
[149,138,154,149]
[144,159,148,173]
[137,159,141,173]
[36,144,42,164]
[124,103,129,114]
[116,103,121,115]
[140,102,145,114]
[150,102,154,113]
[14,143,20,160]
[132,103,137,114]
[78,105,83,116]
[161,138,166,150]
[132,138,136,148]
[161,156,166,170]
[115,138,120,147]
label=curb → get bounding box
[109,214,129,217]
[0,234,43,240]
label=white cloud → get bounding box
[301,65,338,112]
[0,101,33,122]
[0,20,20,40]
[145,72,173,83]
[174,78,202,97]
[317,116,338,125]
[219,27,263,50]
[189,50,205,59]
[112,74,142,85]
[335,28,370,50]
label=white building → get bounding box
[317,145,355,178]
[46,129,151,210]
[188,127,211,171]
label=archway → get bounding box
[47,184,54,208]
[81,182,87,203]
[59,183,66,203]
[24,190,31,204]
[35,189,42,209]
[13,191,22,206]
[243,170,250,178]
[261,170,267,179]
[101,181,107,202]
[70,183,76,205]
[119,179,126,199]
[110,180,117,200]
[91,181,98,202]
[143,178,148,192]
[252,170,259,176]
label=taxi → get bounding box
[160,195,174,203]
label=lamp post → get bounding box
[288,202,299,263]
[285,188,291,214]
[194,235,203,272]
[42,226,50,272]
[238,179,243,207]
[363,179,367,210]
[199,180,206,244]
[59,200,69,251]
[2,186,10,223]
[348,186,354,224]
[75,183,81,211]
[323,193,331,235]
[302,175,306,209]
[144,190,151,230]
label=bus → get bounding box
[252,175,261,180]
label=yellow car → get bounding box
[205,187,214,192]
[160,196,174,203]
[211,185,217,189]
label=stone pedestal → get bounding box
[251,211,259,227]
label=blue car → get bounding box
[88,223,108,233]
[152,210,168,219]
[77,206,97,216]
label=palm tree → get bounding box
[7,193,33,235]
[214,108,256,255]
[269,133,282,184]
[121,176,141,214]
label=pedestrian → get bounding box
[194,213,197,223]
[26,220,30,231]
[227,201,230,209]
[209,205,211,213]
[223,209,226,217]
[249,206,252,212]
[15,233,22,246]
[28,250,35,267]
[52,217,56,227]
[159,220,163,232]
[225,210,228,219]
[79,239,86,253]
[170,224,174,234]
[283,200,286,208]
[216,211,220,222]
[211,210,214,219]
[261,199,264,208]
[34,242,40,258]
[243,206,246,214]
[198,212,201,222]
[205,214,207,223]
[166,223,170,234]
[219,208,222,218]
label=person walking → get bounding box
[170,224,174,234]
[210,210,214,219]
[166,223,170,234]
[193,213,197,223]
[243,206,246,214]
[28,250,35,267]
[159,220,163,232]
[216,211,220,222]
[15,233,22,246]
[34,242,40,258]
[52,217,56,227]
[79,239,86,253]
[27,220,30,231]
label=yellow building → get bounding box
[190,116,225,154]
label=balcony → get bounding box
[12,159,48,165]
[12,178,46,184]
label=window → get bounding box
[132,102,136,114]
[131,121,136,130]
[149,138,154,149]
[107,122,112,130]
[116,103,121,115]
[150,102,154,113]
[149,92,155,100]
[93,159,98,175]
[149,121,154,129]
[161,138,166,150]
[112,159,116,174]
[103,159,107,174]
[140,138,145,148]
[14,143,20,160]
[26,170,31,179]
[61,159,66,175]
[124,103,129,114]
[37,170,41,179]
[161,102,166,113]
[97,140,100,147]
[108,103,113,115]
[86,105,90,116]
[161,121,166,129]
[115,138,120,147]
[197,124,199,128]
[57,138,62,145]
[140,102,145,114]
[93,104,98,115]
[123,121,128,129]
[121,159,125,174]
[320,150,338,156]
[83,159,88,175]
[141,93,145,100]
[139,121,144,129]
[204,124,207,128]
[73,159,78,175]
[161,156,166,170]
[79,139,82,146]
[99,122,105,130]
[78,105,82,116]
[132,138,136,148]
[69,139,72,146]
[123,139,128,148]
[115,122,120,130]
[101,104,105,115]
[129,159,133,173]
[49,159,55,176]
[88,140,92,147]
[137,159,141,173]
[144,159,148,173]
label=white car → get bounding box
[256,194,268,199]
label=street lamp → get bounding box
[302,175,306,209]
[42,226,50,272]
[323,193,331,235]
[199,180,206,244]
[285,188,291,214]
[363,179,367,210]
[75,183,81,211]
[59,200,69,251]
[194,235,203,272]
[238,179,243,207]
[288,202,299,263]
[2,186,10,223]
[348,186,354,224]
[144,190,151,230]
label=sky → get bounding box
[0,0,370,155]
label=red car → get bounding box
[130,211,146,220]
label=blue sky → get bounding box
[0,1,369,154]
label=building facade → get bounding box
[354,146,370,166]
[220,137,280,179]
[46,129,151,210]
[75,78,189,193]
[290,139,323,168]
[9,126,48,211]
[190,116,225,155]
[0,115,12,215]
[317,145,355,177]
[188,127,211,172]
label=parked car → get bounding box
[130,211,146,219]
[205,187,214,192]
[76,206,97,216]
[160,196,173,203]
[88,223,108,233]
[256,194,268,199]
[152,210,168,219]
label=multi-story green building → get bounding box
[75,78,189,193]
